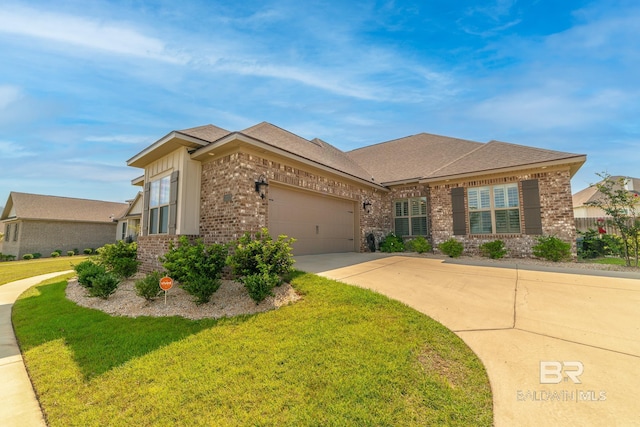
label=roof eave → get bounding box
[419,155,587,184]
[191,132,389,192]
[127,131,210,168]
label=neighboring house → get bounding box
[116,192,143,242]
[127,122,586,272]
[0,192,128,259]
[573,176,640,218]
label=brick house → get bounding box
[0,192,128,259]
[127,122,586,272]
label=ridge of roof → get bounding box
[176,124,231,143]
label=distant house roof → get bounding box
[0,192,128,223]
[573,176,640,207]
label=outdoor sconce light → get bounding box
[255,175,269,199]
[363,200,372,212]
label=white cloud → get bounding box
[0,6,186,63]
[0,140,35,158]
[85,135,152,145]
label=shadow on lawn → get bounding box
[12,279,254,380]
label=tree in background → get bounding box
[587,173,640,266]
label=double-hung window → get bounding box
[394,197,428,236]
[148,176,171,234]
[468,184,520,234]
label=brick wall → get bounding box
[137,234,199,273]
[429,168,576,257]
[3,220,118,259]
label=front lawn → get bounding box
[13,273,492,426]
[0,256,89,285]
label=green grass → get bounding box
[581,257,627,266]
[13,272,492,426]
[0,256,89,285]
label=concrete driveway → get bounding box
[295,254,640,427]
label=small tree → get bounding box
[586,173,640,267]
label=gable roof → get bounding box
[347,133,483,184]
[348,134,585,184]
[573,176,640,207]
[238,122,376,184]
[131,121,586,188]
[1,192,128,223]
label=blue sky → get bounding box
[1,0,638,206]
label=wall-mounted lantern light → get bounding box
[255,175,269,199]
[363,200,372,213]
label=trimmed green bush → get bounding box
[406,236,432,254]
[88,272,120,299]
[97,241,139,279]
[75,261,107,289]
[180,273,221,305]
[67,251,75,257]
[227,228,295,280]
[243,269,281,304]
[33,253,42,259]
[479,240,507,259]
[438,238,464,258]
[83,248,94,255]
[134,271,164,301]
[161,236,228,304]
[23,254,34,260]
[50,252,60,258]
[54,250,63,256]
[532,235,571,262]
[379,233,405,253]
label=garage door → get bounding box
[268,186,356,255]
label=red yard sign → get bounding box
[159,276,173,291]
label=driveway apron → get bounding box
[296,254,640,427]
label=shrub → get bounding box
[479,240,507,259]
[84,248,94,255]
[577,229,604,259]
[23,254,34,260]
[75,260,107,289]
[379,233,405,253]
[97,241,139,279]
[73,248,79,255]
[134,271,164,301]
[406,236,432,254]
[532,235,571,262]
[180,273,221,305]
[0,254,16,261]
[67,250,75,257]
[161,236,228,303]
[438,238,464,258]
[601,234,624,257]
[243,268,281,304]
[88,272,120,299]
[50,252,60,258]
[227,228,295,280]
[54,249,63,256]
[33,253,42,259]
[162,237,228,283]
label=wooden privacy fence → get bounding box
[575,217,628,235]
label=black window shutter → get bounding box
[451,187,466,235]
[522,179,542,235]
[168,171,179,235]
[142,182,150,236]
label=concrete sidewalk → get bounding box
[295,254,640,427]
[0,272,73,427]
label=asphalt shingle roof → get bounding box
[572,176,640,207]
[1,192,128,223]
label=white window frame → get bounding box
[393,197,428,236]
[468,184,521,234]
[148,175,171,235]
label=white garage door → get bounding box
[268,186,356,255]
